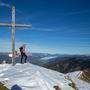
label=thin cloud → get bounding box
[16,27,57,32]
[60,10,90,16]
[31,27,55,32]
[0,2,11,8]
[0,2,22,14]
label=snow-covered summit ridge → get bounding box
[0,63,73,90]
[67,71,90,90]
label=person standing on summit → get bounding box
[19,44,27,63]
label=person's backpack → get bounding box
[19,47,23,52]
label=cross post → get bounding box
[12,6,15,65]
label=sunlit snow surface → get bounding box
[0,63,73,90]
[0,63,90,90]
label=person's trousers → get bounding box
[21,53,27,63]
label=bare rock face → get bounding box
[53,85,62,90]
[80,68,90,83]
[0,82,9,90]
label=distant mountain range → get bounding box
[0,52,90,73]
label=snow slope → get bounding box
[67,71,90,90]
[0,63,73,90]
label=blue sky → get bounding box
[0,0,90,54]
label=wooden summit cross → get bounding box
[0,6,32,66]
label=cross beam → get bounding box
[0,23,32,27]
[0,6,32,66]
